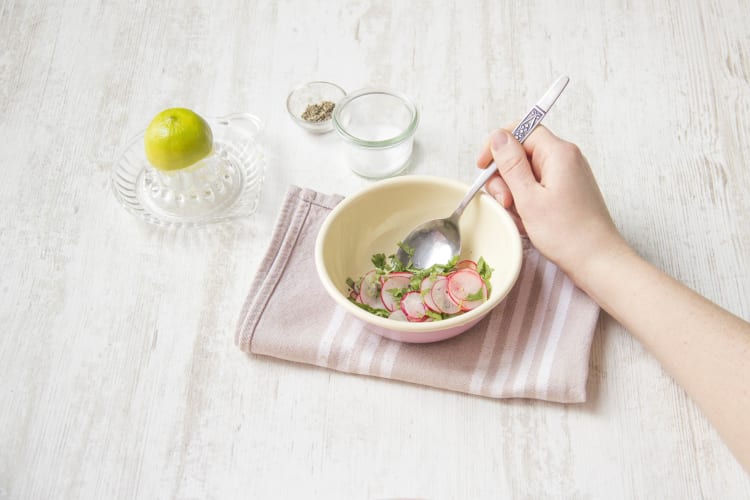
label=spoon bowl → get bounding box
[397,214,460,269]
[396,165,495,268]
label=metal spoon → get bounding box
[396,75,570,269]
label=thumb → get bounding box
[489,129,538,201]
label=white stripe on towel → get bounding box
[356,332,383,375]
[487,251,541,396]
[316,306,347,367]
[511,259,557,394]
[378,341,402,378]
[336,319,365,372]
[469,298,510,394]
[535,277,575,396]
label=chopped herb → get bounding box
[371,253,387,269]
[348,298,390,318]
[397,241,415,255]
[387,287,408,300]
[409,274,423,290]
[345,277,357,292]
[388,253,406,272]
[424,309,444,321]
[347,249,494,322]
[477,256,493,295]
[477,256,493,280]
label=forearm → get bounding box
[481,126,750,468]
[576,246,750,471]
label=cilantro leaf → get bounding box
[397,241,415,257]
[348,298,390,318]
[477,256,493,281]
[345,277,357,293]
[424,309,444,321]
[371,253,387,269]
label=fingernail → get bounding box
[493,193,504,205]
[491,130,509,151]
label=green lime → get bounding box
[144,108,213,171]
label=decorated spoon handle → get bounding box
[451,75,570,220]
[511,75,568,142]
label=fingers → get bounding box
[477,135,513,209]
[475,139,493,168]
[516,124,562,153]
[488,129,539,202]
[477,124,567,207]
[485,174,513,209]
[477,134,514,208]
[477,124,560,166]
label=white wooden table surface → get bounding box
[1,1,749,498]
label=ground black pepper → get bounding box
[301,101,335,122]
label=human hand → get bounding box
[476,126,631,282]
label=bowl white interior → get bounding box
[316,175,523,333]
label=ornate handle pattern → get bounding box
[512,106,546,143]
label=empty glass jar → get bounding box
[332,88,419,179]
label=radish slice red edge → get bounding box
[447,269,484,304]
[430,278,462,314]
[389,271,414,278]
[358,269,384,309]
[460,282,488,311]
[389,309,408,321]
[380,275,411,312]
[421,275,443,313]
[401,291,427,321]
[456,259,478,271]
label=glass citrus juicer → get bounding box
[112,109,265,227]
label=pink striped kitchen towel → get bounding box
[236,186,600,403]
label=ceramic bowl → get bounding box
[314,175,523,343]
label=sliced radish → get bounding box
[389,309,408,321]
[348,253,492,322]
[380,275,411,312]
[401,291,427,321]
[456,259,478,271]
[447,269,484,303]
[420,275,444,313]
[460,282,488,311]
[389,271,414,278]
[358,269,383,309]
[430,278,462,314]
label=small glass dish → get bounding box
[111,113,265,227]
[332,87,419,179]
[286,81,347,134]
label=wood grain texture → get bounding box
[0,0,748,498]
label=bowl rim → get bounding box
[332,87,419,149]
[314,174,523,334]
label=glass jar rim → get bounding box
[332,87,419,149]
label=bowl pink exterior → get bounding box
[353,315,487,343]
[315,175,523,343]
